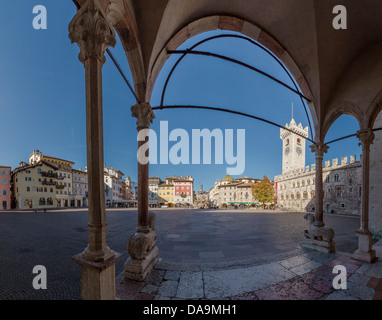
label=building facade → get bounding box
[148,177,161,207]
[158,177,175,207]
[208,175,259,207]
[0,166,11,210]
[104,165,124,206]
[12,160,59,209]
[72,169,88,207]
[274,118,362,215]
[173,176,193,206]
[29,150,76,207]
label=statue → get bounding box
[127,212,157,260]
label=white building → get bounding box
[148,177,161,207]
[104,165,124,207]
[208,175,259,207]
[72,169,88,207]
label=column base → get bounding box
[300,238,336,253]
[353,231,377,263]
[353,249,376,263]
[72,251,123,300]
[124,246,159,281]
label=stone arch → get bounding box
[366,89,382,129]
[146,15,318,128]
[321,101,363,141]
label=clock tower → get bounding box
[280,118,309,173]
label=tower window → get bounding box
[297,138,301,146]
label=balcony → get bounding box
[41,171,58,179]
[56,185,65,190]
[42,180,57,186]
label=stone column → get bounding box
[124,103,159,281]
[69,0,122,300]
[354,129,376,262]
[310,142,329,227]
[301,142,335,253]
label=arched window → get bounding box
[296,192,301,199]
[47,198,53,205]
[301,180,305,187]
[335,174,340,182]
[291,193,295,200]
[303,191,308,200]
[297,181,300,188]
[39,197,46,205]
[281,194,284,200]
[292,182,295,188]
[307,179,310,186]
[297,138,301,146]
[286,139,290,146]
[24,199,29,207]
[311,190,315,199]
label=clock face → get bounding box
[296,147,302,155]
[285,147,290,155]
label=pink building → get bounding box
[0,166,11,210]
[173,176,194,206]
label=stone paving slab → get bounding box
[176,272,204,299]
[116,253,382,301]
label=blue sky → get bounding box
[0,1,362,192]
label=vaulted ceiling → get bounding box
[75,0,382,138]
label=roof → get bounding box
[72,169,87,174]
[158,183,174,187]
[217,182,240,188]
[237,183,256,188]
[174,179,193,183]
[235,177,257,181]
[104,166,124,176]
[12,160,58,175]
[42,155,75,165]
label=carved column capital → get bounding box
[69,0,116,64]
[131,103,155,130]
[357,129,375,149]
[310,142,329,158]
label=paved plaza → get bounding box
[0,208,381,300]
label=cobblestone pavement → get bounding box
[0,208,376,300]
